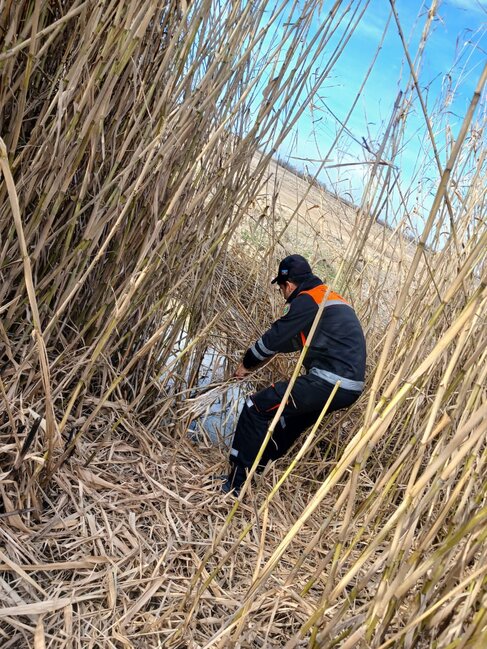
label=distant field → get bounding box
[236,154,418,327]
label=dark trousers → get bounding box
[230,374,360,470]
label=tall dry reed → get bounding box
[0,1,486,648]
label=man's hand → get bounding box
[234,362,252,379]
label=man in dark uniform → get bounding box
[223,254,366,495]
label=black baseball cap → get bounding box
[271,254,313,285]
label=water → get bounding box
[162,324,245,449]
[187,346,244,448]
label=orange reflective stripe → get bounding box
[266,403,280,412]
[300,331,307,346]
[299,284,348,305]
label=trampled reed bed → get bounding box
[1,1,486,647]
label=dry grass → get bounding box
[1,1,486,648]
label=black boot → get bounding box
[222,462,247,496]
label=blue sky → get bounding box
[272,0,486,226]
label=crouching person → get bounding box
[222,254,366,495]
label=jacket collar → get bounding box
[287,274,322,303]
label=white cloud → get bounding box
[354,15,387,41]
[446,0,487,13]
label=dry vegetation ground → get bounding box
[248,155,415,273]
[1,2,485,648]
[1,156,484,647]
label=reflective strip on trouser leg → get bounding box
[231,374,362,469]
[231,401,272,469]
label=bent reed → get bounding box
[1,1,486,648]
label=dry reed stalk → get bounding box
[1,1,486,648]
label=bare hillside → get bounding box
[244,155,416,284]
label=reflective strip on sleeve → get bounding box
[230,448,239,458]
[251,338,276,361]
[245,397,254,408]
[309,367,364,392]
[250,344,267,361]
[257,338,276,356]
[280,416,286,429]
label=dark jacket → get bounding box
[242,275,366,392]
